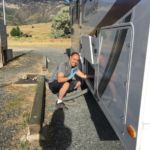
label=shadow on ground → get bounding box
[83,87,119,141]
[40,108,72,150]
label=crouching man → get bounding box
[48,52,87,109]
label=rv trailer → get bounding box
[70,0,150,150]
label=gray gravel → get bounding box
[0,48,124,150]
[41,87,124,150]
[34,48,125,150]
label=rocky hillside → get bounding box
[0,0,65,25]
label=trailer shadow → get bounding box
[83,88,119,141]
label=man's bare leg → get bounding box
[74,81,81,90]
[56,82,70,109]
[58,82,70,100]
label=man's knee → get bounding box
[63,82,70,89]
[76,81,81,87]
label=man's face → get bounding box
[69,54,80,67]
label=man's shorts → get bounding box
[48,80,78,94]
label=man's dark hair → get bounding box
[70,51,80,57]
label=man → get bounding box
[49,52,87,109]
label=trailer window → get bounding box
[97,26,133,130]
[98,28,131,97]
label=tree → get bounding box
[10,26,22,37]
[51,7,71,38]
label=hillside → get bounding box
[0,0,65,25]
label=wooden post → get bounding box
[0,21,9,68]
[0,35,4,68]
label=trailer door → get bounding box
[81,35,99,94]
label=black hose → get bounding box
[63,88,88,101]
[45,76,88,101]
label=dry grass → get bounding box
[7,23,71,48]
[0,52,45,149]
[3,85,36,111]
[2,85,37,149]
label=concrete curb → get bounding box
[28,75,45,140]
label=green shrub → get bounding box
[10,26,23,37]
[51,7,71,38]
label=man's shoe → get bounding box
[56,102,68,110]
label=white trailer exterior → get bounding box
[70,0,150,149]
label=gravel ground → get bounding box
[0,48,124,150]
[31,48,124,150]
[0,51,42,85]
[40,86,124,150]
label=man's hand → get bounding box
[68,67,78,79]
[76,71,94,79]
[82,74,94,79]
[86,75,94,79]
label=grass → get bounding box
[22,112,30,128]
[7,23,71,48]
[5,97,22,111]
[18,140,29,150]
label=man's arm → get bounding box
[57,72,70,83]
[76,69,87,79]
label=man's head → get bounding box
[69,52,80,67]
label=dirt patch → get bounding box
[0,85,36,149]
[0,52,44,150]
